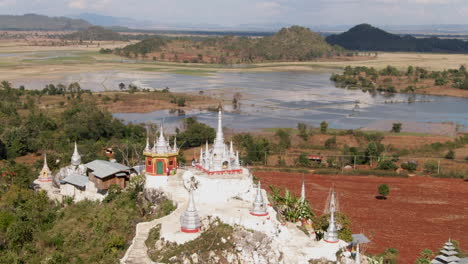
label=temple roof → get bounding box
[62,173,88,187]
[85,160,130,179]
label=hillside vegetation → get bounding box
[63,26,125,41]
[0,14,91,30]
[115,26,349,63]
[326,24,468,53]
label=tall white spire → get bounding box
[38,153,53,182]
[216,109,223,142]
[180,190,202,233]
[356,243,361,264]
[173,137,177,152]
[300,180,306,203]
[155,123,170,154]
[230,141,234,154]
[324,187,339,243]
[145,136,151,152]
[71,142,81,166]
[250,181,268,216]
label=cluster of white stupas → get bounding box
[198,110,240,173]
[144,124,178,154]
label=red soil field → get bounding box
[255,171,468,263]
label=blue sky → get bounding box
[0,0,466,26]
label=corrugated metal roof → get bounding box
[85,160,130,179]
[62,173,88,187]
[351,234,370,244]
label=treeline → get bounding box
[326,24,468,53]
[114,26,349,63]
[330,65,468,94]
[62,26,126,41]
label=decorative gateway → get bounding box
[143,124,179,176]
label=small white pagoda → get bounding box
[197,110,241,174]
[37,154,53,182]
[431,239,461,264]
[324,188,339,243]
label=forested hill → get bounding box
[0,14,92,30]
[63,26,124,41]
[116,26,348,63]
[326,24,468,53]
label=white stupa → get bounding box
[324,188,339,243]
[197,110,240,173]
[250,181,268,216]
[180,190,202,233]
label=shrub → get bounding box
[377,160,398,170]
[378,184,390,198]
[324,136,337,149]
[445,150,455,160]
[391,123,402,133]
[296,153,310,167]
[424,160,438,174]
[401,161,417,172]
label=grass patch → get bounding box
[170,69,215,76]
[136,67,166,72]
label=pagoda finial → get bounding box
[180,190,202,233]
[215,109,224,143]
[38,153,52,182]
[250,181,268,216]
[205,141,209,153]
[173,136,177,152]
[71,142,81,166]
[356,243,361,264]
[324,187,339,243]
[145,136,151,152]
[300,180,306,203]
[230,140,234,154]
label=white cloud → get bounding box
[68,0,112,10]
[0,0,16,7]
[255,1,281,16]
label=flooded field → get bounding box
[10,67,468,133]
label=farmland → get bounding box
[255,170,468,263]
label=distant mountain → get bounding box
[72,13,152,29]
[0,14,91,30]
[325,23,468,53]
[63,26,125,41]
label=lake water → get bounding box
[13,70,468,132]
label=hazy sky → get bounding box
[0,0,466,26]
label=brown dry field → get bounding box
[255,171,468,263]
[35,91,221,114]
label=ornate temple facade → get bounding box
[197,110,241,174]
[143,125,179,176]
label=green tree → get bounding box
[297,123,308,141]
[378,184,390,199]
[391,123,402,133]
[320,121,328,134]
[275,129,291,150]
[401,161,417,172]
[324,136,337,149]
[296,153,310,167]
[176,117,216,149]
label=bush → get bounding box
[378,184,390,198]
[401,161,417,172]
[424,160,438,174]
[296,153,310,167]
[324,136,337,149]
[391,123,402,133]
[445,150,455,160]
[377,160,398,170]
